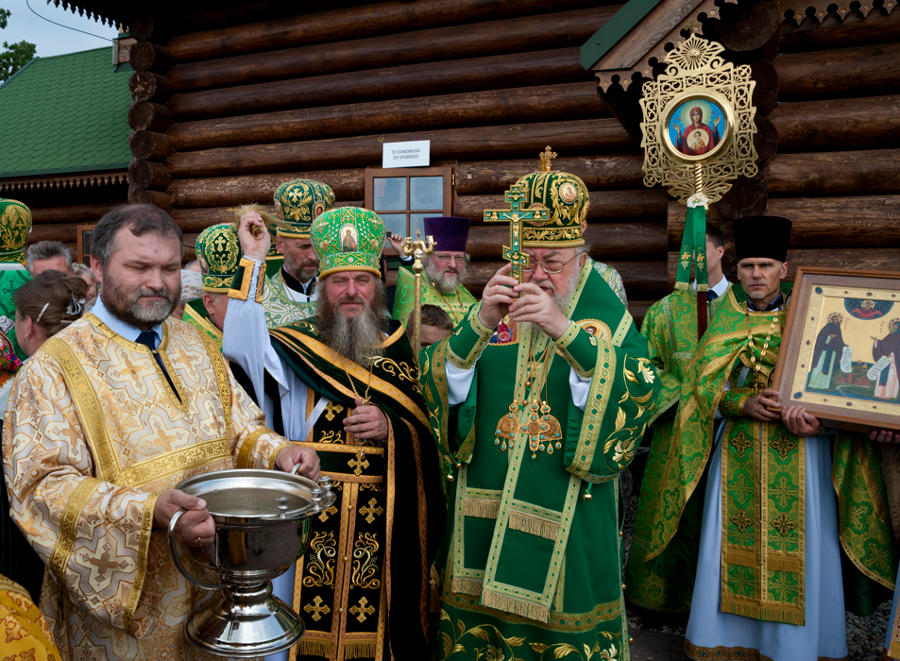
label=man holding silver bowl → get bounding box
[3,204,320,659]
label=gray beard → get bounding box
[316,297,387,367]
[425,259,465,295]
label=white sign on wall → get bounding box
[382,140,430,168]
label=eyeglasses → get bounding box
[522,253,578,275]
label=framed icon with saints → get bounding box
[772,266,900,432]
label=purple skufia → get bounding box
[423,216,470,252]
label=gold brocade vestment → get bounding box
[2,314,290,660]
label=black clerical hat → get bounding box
[734,215,792,262]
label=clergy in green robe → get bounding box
[626,225,730,613]
[421,159,658,660]
[263,179,335,328]
[182,222,245,350]
[392,216,477,327]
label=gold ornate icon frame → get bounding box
[639,33,758,205]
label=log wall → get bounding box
[126,0,679,320]
[124,1,900,326]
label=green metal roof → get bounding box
[580,0,663,70]
[0,47,131,179]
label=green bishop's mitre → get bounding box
[311,206,385,278]
[273,179,335,239]
[515,146,589,248]
[0,198,33,264]
[195,223,243,292]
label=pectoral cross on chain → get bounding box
[484,184,548,283]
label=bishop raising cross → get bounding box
[483,183,548,283]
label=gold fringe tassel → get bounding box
[508,510,559,540]
[463,497,499,519]
[720,597,805,626]
[296,638,333,659]
[480,589,550,624]
[450,576,483,596]
[345,640,377,659]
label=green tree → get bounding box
[0,8,37,84]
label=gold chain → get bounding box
[744,305,782,393]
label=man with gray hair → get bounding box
[24,240,72,275]
[4,203,319,659]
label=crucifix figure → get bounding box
[484,183,548,283]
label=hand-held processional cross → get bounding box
[400,230,435,359]
[484,185,549,283]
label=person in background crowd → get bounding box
[390,216,477,326]
[24,240,73,276]
[71,262,99,309]
[407,303,453,348]
[626,224,731,614]
[1,271,88,602]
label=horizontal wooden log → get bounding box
[455,189,667,222]
[669,195,900,248]
[167,7,615,92]
[166,118,633,177]
[771,95,900,151]
[165,0,601,61]
[128,102,173,133]
[129,71,174,103]
[129,159,172,191]
[776,41,900,98]
[129,41,173,74]
[129,130,173,161]
[27,224,79,243]
[168,81,610,151]
[668,249,900,284]
[779,8,900,50]
[30,202,119,225]
[165,155,648,210]
[455,155,646,195]
[765,149,900,195]
[167,169,363,208]
[168,47,588,118]
[466,222,667,260]
[128,188,172,210]
[170,203,367,233]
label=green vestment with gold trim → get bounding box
[392,266,476,327]
[634,287,895,625]
[182,299,222,351]
[626,286,729,612]
[262,271,317,329]
[421,261,658,661]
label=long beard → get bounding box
[546,262,581,311]
[425,259,466,295]
[316,285,387,367]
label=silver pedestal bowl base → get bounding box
[186,582,303,657]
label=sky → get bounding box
[2,0,118,58]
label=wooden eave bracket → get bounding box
[588,0,897,91]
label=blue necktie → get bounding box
[706,290,718,302]
[136,330,181,401]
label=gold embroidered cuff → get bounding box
[721,389,752,417]
[228,257,258,301]
[554,322,598,379]
[236,428,266,468]
[448,303,493,370]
